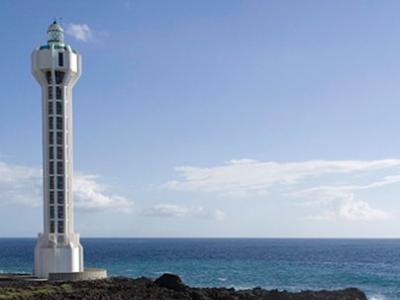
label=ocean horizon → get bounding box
[0,238,397,299]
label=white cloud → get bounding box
[305,193,391,221]
[66,23,93,42]
[164,159,400,196]
[164,158,400,222]
[339,195,389,221]
[293,175,400,198]
[147,204,187,217]
[213,209,227,221]
[74,174,131,212]
[0,160,131,212]
[290,175,400,221]
[0,161,42,207]
[146,204,226,221]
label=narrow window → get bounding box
[57,176,64,189]
[48,86,53,99]
[56,132,63,145]
[49,191,55,204]
[56,116,63,130]
[49,132,54,144]
[57,161,63,175]
[50,206,55,219]
[49,176,54,190]
[57,191,64,204]
[49,161,54,175]
[48,116,53,129]
[55,71,65,84]
[57,147,63,159]
[46,71,52,84]
[57,221,64,234]
[48,101,53,115]
[56,86,63,99]
[58,53,64,67]
[57,206,64,219]
[56,102,63,115]
[49,146,54,159]
[50,221,55,233]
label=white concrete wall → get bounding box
[32,42,84,278]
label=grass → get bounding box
[0,284,75,299]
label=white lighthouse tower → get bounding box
[32,21,84,279]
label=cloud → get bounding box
[164,158,400,222]
[293,175,400,198]
[303,192,391,221]
[164,159,400,196]
[146,204,226,221]
[0,160,131,212]
[291,175,400,220]
[338,195,390,221]
[66,23,93,42]
[0,161,42,207]
[74,174,131,213]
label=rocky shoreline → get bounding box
[0,273,367,299]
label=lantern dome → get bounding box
[47,21,64,45]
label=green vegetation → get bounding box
[60,283,74,293]
[0,284,75,299]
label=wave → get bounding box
[369,295,386,300]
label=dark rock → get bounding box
[191,290,213,300]
[155,273,187,292]
[0,273,367,300]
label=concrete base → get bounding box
[34,233,83,279]
[48,268,107,281]
[0,273,43,283]
[0,269,107,283]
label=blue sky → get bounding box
[1,0,400,237]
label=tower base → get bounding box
[48,268,107,281]
[34,233,83,279]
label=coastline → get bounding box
[0,238,391,298]
[0,273,366,300]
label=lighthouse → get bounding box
[32,21,84,278]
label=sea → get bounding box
[0,238,398,299]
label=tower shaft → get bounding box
[32,22,83,278]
